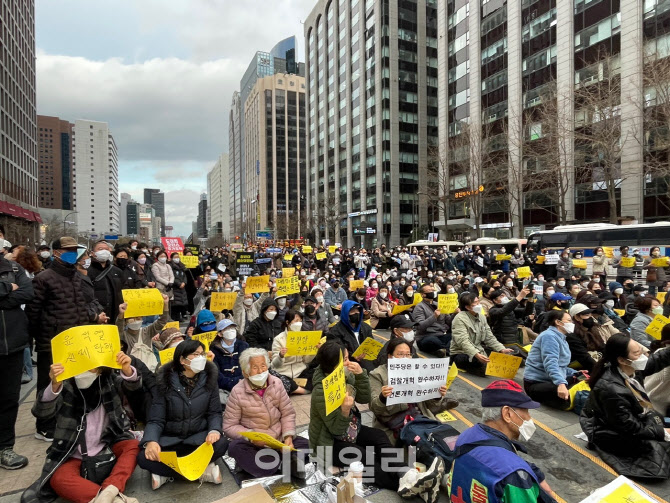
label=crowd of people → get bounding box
[1,229,670,502]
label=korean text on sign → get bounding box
[351,338,385,361]
[322,355,346,416]
[485,352,523,379]
[316,252,327,261]
[210,292,237,312]
[285,331,322,356]
[51,325,122,381]
[161,237,184,255]
[179,254,199,268]
[386,358,450,406]
[516,266,532,278]
[437,293,459,314]
[276,276,300,296]
[348,279,364,291]
[159,442,213,481]
[192,331,217,349]
[122,288,164,318]
[282,267,295,277]
[245,275,270,294]
[646,314,670,340]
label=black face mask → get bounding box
[304,305,316,316]
[424,292,436,300]
[300,291,308,298]
[349,313,360,325]
[116,258,128,269]
[333,283,340,289]
[582,317,595,329]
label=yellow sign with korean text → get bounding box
[495,254,512,261]
[210,292,237,312]
[328,246,337,254]
[282,267,295,277]
[179,254,199,268]
[658,292,667,304]
[392,303,414,315]
[284,254,294,262]
[485,352,523,379]
[652,258,669,268]
[192,331,217,349]
[322,354,346,416]
[349,279,364,291]
[601,482,655,503]
[239,432,297,451]
[277,276,300,296]
[445,362,459,391]
[302,246,313,254]
[646,314,670,340]
[159,442,214,481]
[163,321,180,330]
[572,259,587,269]
[159,347,176,364]
[51,325,121,381]
[436,410,457,422]
[536,256,545,264]
[122,288,164,318]
[437,293,459,314]
[245,275,270,294]
[516,266,532,278]
[316,252,327,261]
[351,337,385,361]
[620,257,636,268]
[285,331,322,356]
[603,247,614,258]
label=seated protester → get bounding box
[22,353,141,503]
[488,286,531,345]
[243,298,281,354]
[211,319,249,395]
[370,284,395,329]
[116,294,169,372]
[572,295,618,351]
[399,283,416,305]
[450,293,515,377]
[629,296,662,349]
[327,300,375,372]
[581,333,670,479]
[501,275,519,300]
[138,340,227,490]
[375,314,418,367]
[232,286,269,336]
[271,310,315,394]
[609,281,628,310]
[447,380,557,503]
[524,310,588,410]
[223,348,310,479]
[478,284,496,316]
[191,309,217,336]
[324,280,348,315]
[301,295,331,333]
[532,292,571,334]
[568,282,581,300]
[598,291,630,333]
[645,324,670,417]
[365,279,379,307]
[370,338,458,444]
[274,293,290,327]
[412,283,453,357]
[312,288,337,326]
[555,276,568,294]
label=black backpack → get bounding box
[399,417,460,469]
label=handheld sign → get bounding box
[322,354,346,415]
[516,266,532,278]
[485,352,523,379]
[122,288,164,318]
[163,321,180,330]
[386,358,449,406]
[159,346,176,364]
[192,331,217,349]
[436,411,457,422]
[603,247,614,259]
[328,246,337,254]
[572,259,587,269]
[437,293,459,314]
[302,246,313,254]
[159,442,214,481]
[276,276,300,296]
[179,254,199,268]
[646,314,670,340]
[495,254,512,261]
[445,362,459,391]
[391,303,414,316]
[351,338,385,361]
[51,325,122,381]
[536,256,545,264]
[620,257,636,268]
[285,331,322,356]
[245,275,270,294]
[210,292,237,312]
[239,432,296,451]
[349,279,364,291]
[161,237,184,255]
[658,292,667,304]
[284,254,294,262]
[316,252,327,261]
[282,267,295,277]
[652,258,669,268]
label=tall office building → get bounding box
[143,188,166,237]
[207,154,230,240]
[304,0,439,247]
[126,199,140,236]
[120,192,131,235]
[37,116,74,210]
[72,120,119,235]
[197,192,208,239]
[0,0,39,243]
[244,74,307,240]
[229,92,243,237]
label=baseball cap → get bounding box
[52,236,78,250]
[569,303,593,317]
[389,314,416,330]
[481,379,540,409]
[550,292,572,302]
[216,319,237,332]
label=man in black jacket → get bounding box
[0,247,33,469]
[488,286,531,345]
[88,240,124,322]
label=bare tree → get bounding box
[42,214,72,245]
[316,190,341,243]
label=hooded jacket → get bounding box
[243,297,281,351]
[327,300,373,358]
[211,338,249,392]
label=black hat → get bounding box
[490,289,506,301]
[389,314,416,330]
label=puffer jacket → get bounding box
[25,259,92,353]
[88,261,124,321]
[629,312,655,348]
[556,256,572,277]
[580,347,670,479]
[0,258,33,355]
[79,272,105,323]
[645,347,670,417]
[244,297,281,351]
[142,360,222,448]
[211,338,249,392]
[223,374,296,441]
[170,262,188,307]
[151,261,175,300]
[488,298,529,345]
[271,330,317,379]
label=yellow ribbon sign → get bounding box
[284,254,294,262]
[159,346,176,364]
[179,254,199,268]
[286,330,322,356]
[302,245,313,254]
[328,246,337,254]
[349,279,364,291]
[652,258,669,268]
[351,338,385,361]
[163,321,180,330]
[277,276,300,296]
[572,259,587,269]
[245,275,270,294]
[437,293,459,314]
[159,442,214,481]
[282,267,295,277]
[51,325,122,381]
[495,254,511,261]
[210,292,237,312]
[620,257,636,268]
[646,314,670,340]
[516,266,532,278]
[239,431,296,451]
[192,331,217,349]
[322,354,346,415]
[485,352,523,379]
[445,362,459,391]
[122,288,164,318]
[392,303,414,315]
[316,252,327,261]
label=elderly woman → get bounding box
[223,347,310,479]
[271,310,315,395]
[138,340,227,490]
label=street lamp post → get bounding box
[63,211,77,235]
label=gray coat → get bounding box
[412,300,450,341]
[612,256,635,279]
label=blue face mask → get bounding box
[60,251,78,265]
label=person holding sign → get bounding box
[138,339,226,490]
[224,347,310,480]
[451,293,515,377]
[375,314,419,367]
[116,294,169,372]
[613,246,636,285]
[592,247,610,285]
[412,284,453,357]
[370,284,395,329]
[22,351,141,503]
[210,319,248,398]
[488,286,532,345]
[231,283,270,336]
[643,247,668,296]
[581,333,670,479]
[327,300,376,372]
[629,296,663,349]
[271,310,318,394]
[169,252,190,322]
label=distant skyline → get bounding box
[35,0,312,237]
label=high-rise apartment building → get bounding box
[229,92,243,237]
[304,0,439,247]
[197,192,208,239]
[0,0,39,243]
[207,154,230,240]
[72,120,119,235]
[244,74,307,240]
[37,116,74,211]
[143,188,166,237]
[126,199,139,236]
[120,193,131,235]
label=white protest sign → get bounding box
[533,284,543,296]
[386,358,450,406]
[544,254,559,265]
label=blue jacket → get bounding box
[211,338,249,392]
[524,326,576,385]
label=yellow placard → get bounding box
[603,247,614,259]
[245,275,270,294]
[159,346,176,364]
[437,293,459,314]
[516,266,532,278]
[445,362,459,391]
[284,254,294,262]
[646,314,670,340]
[614,308,625,317]
[572,259,587,269]
[392,303,414,315]
[490,274,499,280]
[282,267,295,277]
[621,257,636,268]
[179,254,200,269]
[122,288,164,318]
[159,442,214,481]
[601,482,655,503]
[239,431,297,451]
[536,256,545,264]
[523,344,532,352]
[436,410,457,422]
[316,252,327,261]
[210,292,237,312]
[51,325,122,381]
[485,352,523,379]
[322,354,346,416]
[567,380,591,410]
[328,246,337,254]
[302,246,313,254]
[349,279,364,291]
[495,254,512,261]
[192,331,217,349]
[276,276,300,296]
[652,258,669,268]
[413,294,422,306]
[285,330,322,356]
[163,321,180,330]
[351,338,385,361]
[658,292,667,304]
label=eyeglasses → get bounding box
[393,353,412,358]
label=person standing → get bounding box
[88,241,123,322]
[613,246,635,285]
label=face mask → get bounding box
[628,354,649,371]
[558,281,566,287]
[95,250,111,263]
[141,249,148,253]
[265,310,277,320]
[546,289,555,296]
[276,298,287,309]
[653,306,664,315]
[400,281,406,286]
[472,305,483,315]
[500,297,510,305]
[562,322,575,333]
[60,251,78,265]
[582,317,595,329]
[505,281,513,288]
[593,278,600,283]
[127,320,142,331]
[511,409,536,441]
[653,251,660,257]
[172,257,180,264]
[40,251,50,259]
[131,245,137,250]
[380,292,388,299]
[243,298,254,306]
[289,322,303,332]
[304,305,316,316]
[403,330,415,342]
[315,296,323,303]
[74,371,98,389]
[222,329,237,341]
[371,284,378,289]
[319,281,327,288]
[447,287,455,294]
[158,257,167,264]
[138,257,146,265]
[186,355,207,373]
[424,292,436,300]
[537,277,544,282]
[116,258,128,269]
[81,258,91,269]
[614,288,624,295]
[248,370,269,387]
[605,300,615,309]
[349,313,361,325]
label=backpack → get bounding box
[130,342,158,372]
[399,417,460,469]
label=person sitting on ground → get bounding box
[370,284,395,329]
[447,380,558,503]
[210,319,249,397]
[116,294,169,372]
[232,284,269,336]
[224,347,310,479]
[22,352,141,503]
[450,293,515,377]
[138,339,227,490]
[523,310,588,410]
[301,294,332,333]
[369,338,459,444]
[645,324,670,418]
[581,333,670,479]
[399,283,416,306]
[570,297,618,355]
[327,300,375,371]
[243,297,281,354]
[375,314,419,367]
[629,296,662,349]
[311,287,337,325]
[271,309,316,395]
[488,286,531,345]
[412,283,453,357]
[324,280,347,315]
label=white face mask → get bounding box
[402,330,415,342]
[243,298,254,306]
[248,370,269,387]
[127,320,142,331]
[500,297,510,305]
[447,287,455,294]
[276,298,287,308]
[380,292,388,299]
[40,251,50,259]
[653,306,664,315]
[605,300,615,309]
[505,281,513,288]
[546,289,555,296]
[472,304,483,315]
[172,257,180,264]
[158,257,167,264]
[82,258,91,269]
[511,409,536,441]
[558,281,566,287]
[593,278,600,283]
[628,354,649,371]
[95,250,111,263]
[265,310,277,320]
[562,322,575,334]
[185,355,207,373]
[222,329,237,341]
[289,322,303,332]
[614,288,624,295]
[74,371,98,389]
[138,257,146,265]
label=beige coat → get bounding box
[271,330,316,379]
[151,261,175,300]
[370,296,393,328]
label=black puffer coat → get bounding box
[488,298,531,345]
[170,262,188,308]
[243,297,281,351]
[0,257,33,355]
[142,360,222,448]
[88,261,124,322]
[580,347,670,479]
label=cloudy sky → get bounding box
[36,0,315,237]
